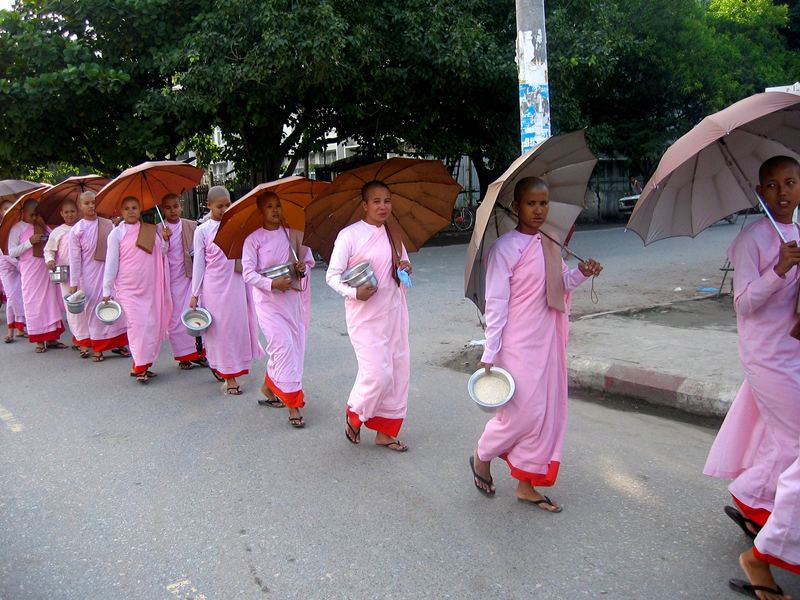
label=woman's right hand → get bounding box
[479,361,493,375]
[775,241,800,276]
[272,275,292,292]
[356,284,377,301]
[189,296,198,309]
[29,233,44,244]
[46,260,56,271]
[68,286,78,294]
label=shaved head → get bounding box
[256,191,280,211]
[207,185,230,205]
[79,191,96,204]
[513,177,548,202]
[760,156,800,184]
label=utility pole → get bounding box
[515,0,551,154]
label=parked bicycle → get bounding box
[452,205,475,232]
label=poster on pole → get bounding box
[516,0,551,154]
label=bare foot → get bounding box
[471,451,495,494]
[738,548,791,600]
[375,431,408,452]
[516,480,561,512]
[257,384,284,407]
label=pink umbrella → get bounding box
[628,91,800,244]
[0,180,41,202]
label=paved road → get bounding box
[3,223,793,600]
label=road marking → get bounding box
[0,403,25,433]
[166,579,207,600]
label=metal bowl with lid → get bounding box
[341,261,378,288]
[259,262,293,280]
[467,367,515,413]
[64,291,86,314]
[49,265,70,284]
[181,307,212,337]
[95,299,123,324]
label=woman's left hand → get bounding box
[294,261,307,275]
[398,260,412,275]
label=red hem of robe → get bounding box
[175,349,205,362]
[28,322,65,343]
[132,362,153,374]
[73,336,91,347]
[9,321,25,331]
[264,373,305,409]
[732,494,771,527]
[753,547,800,575]
[213,368,248,380]
[501,454,561,487]
[91,332,129,353]
[0,293,6,302]
[346,407,403,438]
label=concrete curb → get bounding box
[567,354,738,418]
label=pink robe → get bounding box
[69,218,128,352]
[157,219,203,362]
[477,230,588,486]
[191,219,264,378]
[9,222,64,343]
[44,223,90,346]
[326,221,409,437]
[703,218,800,570]
[242,227,314,408]
[705,220,800,513]
[103,223,171,373]
[0,252,25,331]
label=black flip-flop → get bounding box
[729,578,784,598]
[4,336,13,344]
[288,416,305,429]
[112,347,131,357]
[469,455,495,496]
[518,495,563,513]
[377,440,408,452]
[345,418,360,444]
[130,370,157,378]
[725,506,761,540]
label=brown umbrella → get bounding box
[627,91,800,245]
[303,157,461,262]
[214,176,329,260]
[0,180,41,202]
[37,175,110,226]
[464,130,597,312]
[95,161,204,218]
[0,185,52,254]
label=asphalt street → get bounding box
[3,221,792,600]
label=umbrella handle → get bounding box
[154,205,166,226]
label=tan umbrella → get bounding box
[627,91,800,245]
[0,185,52,254]
[0,179,41,202]
[464,130,597,313]
[303,157,461,262]
[214,176,329,260]
[37,175,110,226]
[95,161,204,218]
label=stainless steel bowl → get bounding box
[181,307,212,337]
[467,367,515,413]
[64,292,86,314]
[341,261,377,288]
[49,265,70,284]
[259,262,293,280]
[95,299,123,324]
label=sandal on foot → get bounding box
[469,455,495,496]
[136,373,149,384]
[129,370,157,378]
[92,353,104,362]
[518,495,562,513]
[211,369,225,382]
[377,439,408,452]
[192,357,209,368]
[345,418,361,444]
[4,335,13,343]
[34,345,47,354]
[257,396,285,408]
[79,349,91,359]
[288,416,305,428]
[724,506,761,540]
[112,347,131,357]
[179,361,194,370]
[222,382,242,395]
[46,341,67,349]
[729,578,784,599]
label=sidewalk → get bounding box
[568,296,741,418]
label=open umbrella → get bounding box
[464,130,598,313]
[627,91,800,245]
[214,176,328,260]
[95,161,204,219]
[0,185,52,254]
[37,175,110,226]
[0,180,41,202]
[303,157,461,262]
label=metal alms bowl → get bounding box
[64,292,86,314]
[181,307,212,337]
[467,367,515,413]
[259,262,293,280]
[95,299,123,324]
[341,261,378,288]
[49,265,70,284]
